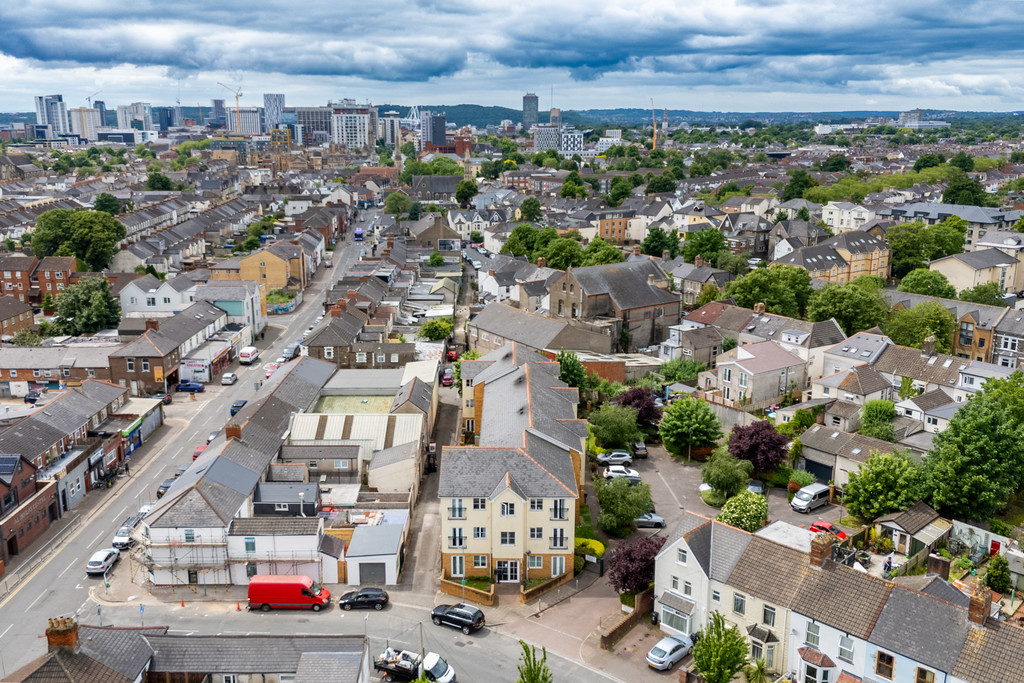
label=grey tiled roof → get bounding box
[569,258,680,310]
[146,635,366,674]
[791,560,891,639]
[891,575,970,608]
[938,248,1016,271]
[293,651,363,683]
[874,500,939,535]
[869,585,970,672]
[707,522,752,582]
[726,535,808,607]
[952,619,1024,683]
[228,517,321,536]
[439,432,578,501]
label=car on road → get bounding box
[595,450,633,467]
[156,478,176,498]
[635,511,666,528]
[138,504,153,518]
[192,444,207,460]
[283,344,299,360]
[24,391,41,404]
[275,356,287,364]
[221,372,238,385]
[265,363,280,379]
[431,603,485,634]
[174,464,188,478]
[207,430,219,444]
[646,634,694,670]
[85,548,120,575]
[175,381,205,393]
[338,587,390,610]
[230,400,248,416]
[632,442,648,458]
[112,516,142,549]
[809,521,848,540]
[746,479,766,496]
[603,465,640,480]
[440,367,454,387]
[148,392,172,405]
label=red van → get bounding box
[247,574,331,612]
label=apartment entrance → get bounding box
[495,560,519,583]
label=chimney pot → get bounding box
[694,254,704,268]
[633,244,641,256]
[754,302,766,314]
[968,582,992,626]
[45,617,79,653]
[662,249,671,261]
[145,318,159,332]
[809,533,832,568]
[922,335,936,357]
[225,423,242,440]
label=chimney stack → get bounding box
[386,233,395,249]
[754,302,766,314]
[537,257,547,268]
[662,249,671,261]
[694,255,704,268]
[225,423,242,440]
[145,318,160,332]
[968,583,992,626]
[922,336,936,357]
[926,553,951,581]
[633,244,642,256]
[45,617,79,653]
[810,533,832,568]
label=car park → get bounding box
[175,381,205,393]
[431,603,485,634]
[156,478,175,498]
[632,442,648,458]
[221,372,238,385]
[595,450,633,467]
[809,521,847,540]
[635,511,666,528]
[338,587,390,610]
[603,465,640,480]
[230,400,248,416]
[85,548,120,575]
[646,634,693,670]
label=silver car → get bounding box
[635,511,666,528]
[85,548,120,575]
[596,450,632,467]
[646,634,693,670]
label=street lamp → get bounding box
[524,549,531,588]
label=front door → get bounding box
[496,560,519,583]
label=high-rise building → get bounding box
[533,124,560,153]
[549,108,562,130]
[34,95,68,137]
[329,99,378,150]
[380,110,401,146]
[291,107,333,146]
[68,107,102,141]
[92,101,108,126]
[154,106,176,132]
[560,128,583,155]
[522,93,539,130]
[263,93,285,132]
[224,107,263,134]
[116,102,153,131]
[430,112,446,147]
[211,99,227,127]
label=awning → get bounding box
[746,623,778,643]
[659,591,695,615]
[88,452,104,466]
[798,646,836,668]
[120,416,144,436]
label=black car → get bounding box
[431,603,485,634]
[24,391,41,404]
[338,587,389,611]
[149,393,172,405]
[156,478,176,499]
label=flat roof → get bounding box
[315,395,395,414]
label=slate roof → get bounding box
[568,258,679,310]
[708,521,753,582]
[908,389,955,412]
[228,517,321,535]
[293,651,363,683]
[837,365,891,395]
[391,377,432,416]
[872,344,964,389]
[773,244,848,270]
[726,535,808,607]
[0,295,32,321]
[875,500,940,535]
[933,248,1016,270]
[869,585,970,673]
[470,303,573,350]
[110,329,178,357]
[891,575,970,608]
[790,560,891,639]
[146,635,366,674]
[439,432,578,501]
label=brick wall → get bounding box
[599,586,654,650]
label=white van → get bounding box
[239,346,259,365]
[791,482,831,513]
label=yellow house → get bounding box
[211,245,307,293]
[929,248,1019,295]
[773,232,890,284]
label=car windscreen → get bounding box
[427,657,450,678]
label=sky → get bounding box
[2,0,1024,117]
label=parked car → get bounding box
[230,400,248,416]
[192,444,207,460]
[791,482,831,513]
[440,368,454,387]
[174,464,188,478]
[138,504,153,517]
[646,634,694,670]
[24,392,41,404]
[338,587,390,611]
[156,478,175,498]
[603,465,640,480]
[632,442,648,458]
[283,344,299,360]
[247,574,331,612]
[221,372,238,385]
[85,548,120,576]
[746,479,766,496]
[431,603,485,635]
[809,521,848,540]
[175,381,205,393]
[635,511,666,528]
[148,392,172,405]
[596,450,633,467]
[265,363,280,379]
[112,516,142,549]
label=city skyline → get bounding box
[1,1,1024,114]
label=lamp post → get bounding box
[524,549,531,589]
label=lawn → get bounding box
[701,489,727,508]
[462,577,492,592]
[576,503,597,540]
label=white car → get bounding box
[221,372,238,385]
[603,465,640,480]
[647,634,694,670]
[85,548,120,575]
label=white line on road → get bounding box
[0,624,12,641]
[116,505,128,518]
[655,467,683,509]
[57,557,78,578]
[88,531,103,546]
[24,590,48,613]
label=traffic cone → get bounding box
[236,602,241,611]
[180,599,185,607]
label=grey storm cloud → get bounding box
[1,0,1023,92]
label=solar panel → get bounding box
[0,454,19,475]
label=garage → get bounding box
[801,456,834,483]
[345,524,404,586]
[358,562,387,584]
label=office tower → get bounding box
[329,99,378,150]
[380,110,401,146]
[533,124,560,152]
[560,128,583,154]
[211,99,227,127]
[292,107,333,146]
[34,95,68,137]
[68,107,102,141]
[92,100,108,126]
[116,102,154,130]
[224,107,263,134]
[263,93,285,132]
[522,93,539,130]
[549,108,562,130]
[430,112,446,146]
[154,106,176,132]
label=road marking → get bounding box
[24,590,48,612]
[88,531,103,546]
[57,557,78,578]
[655,467,683,509]
[116,505,128,518]
[0,625,12,641]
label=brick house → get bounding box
[0,295,34,337]
[108,327,182,395]
[35,256,76,302]
[0,253,38,303]
[0,455,58,569]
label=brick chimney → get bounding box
[662,249,671,261]
[145,318,160,332]
[754,302,766,314]
[633,244,642,256]
[694,254,704,268]
[46,617,79,653]
[810,533,832,568]
[537,257,547,268]
[386,233,395,249]
[330,299,347,317]
[968,582,992,626]
[922,335,936,357]
[225,423,242,441]
[926,553,951,581]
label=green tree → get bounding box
[384,192,412,215]
[520,197,542,222]
[31,209,127,271]
[701,448,753,499]
[145,172,173,191]
[469,230,484,243]
[455,179,479,207]
[556,349,586,389]
[51,277,120,335]
[959,281,1007,307]
[897,269,956,298]
[400,141,416,157]
[722,337,737,351]
[884,302,956,353]
[682,228,726,264]
[40,293,55,312]
[796,206,811,221]
[589,404,643,449]
[725,268,799,318]
[582,238,625,266]
[912,153,944,172]
[428,251,444,267]
[641,226,679,259]
[645,174,677,194]
[516,640,553,683]
[692,612,749,683]
[772,264,814,317]
[807,282,888,335]
[986,553,1012,594]
[925,391,1024,520]
[408,202,422,220]
[716,490,768,532]
[594,477,654,537]
[452,349,480,395]
[844,450,926,521]
[660,359,705,383]
[419,318,453,340]
[820,154,851,172]
[949,151,975,172]
[859,399,897,442]
[11,329,41,346]
[659,396,723,457]
[93,192,121,215]
[542,238,584,270]
[886,218,967,278]
[782,170,817,201]
[943,169,990,206]
[696,282,723,306]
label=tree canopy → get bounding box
[594,477,654,538]
[897,269,957,298]
[701,448,753,499]
[727,421,789,472]
[607,534,665,593]
[641,226,679,259]
[659,396,723,456]
[942,169,993,207]
[959,281,1008,307]
[51,277,121,335]
[781,170,817,201]
[807,280,888,335]
[885,218,967,278]
[589,404,643,449]
[92,192,121,215]
[556,349,586,388]
[145,172,174,191]
[519,197,542,222]
[32,208,126,271]
[725,265,812,319]
[883,302,956,353]
[455,179,478,207]
[616,387,662,427]
[419,319,453,340]
[692,612,749,683]
[681,228,726,265]
[844,450,925,521]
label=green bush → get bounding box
[938,548,953,560]
[954,556,975,571]
[989,519,1014,537]
[701,489,727,507]
[788,470,817,489]
[767,467,794,487]
[876,536,894,554]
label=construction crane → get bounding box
[86,91,101,107]
[651,98,658,151]
[217,82,243,133]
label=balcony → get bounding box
[550,536,568,550]
[448,537,466,549]
[448,507,466,520]
[550,508,568,521]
